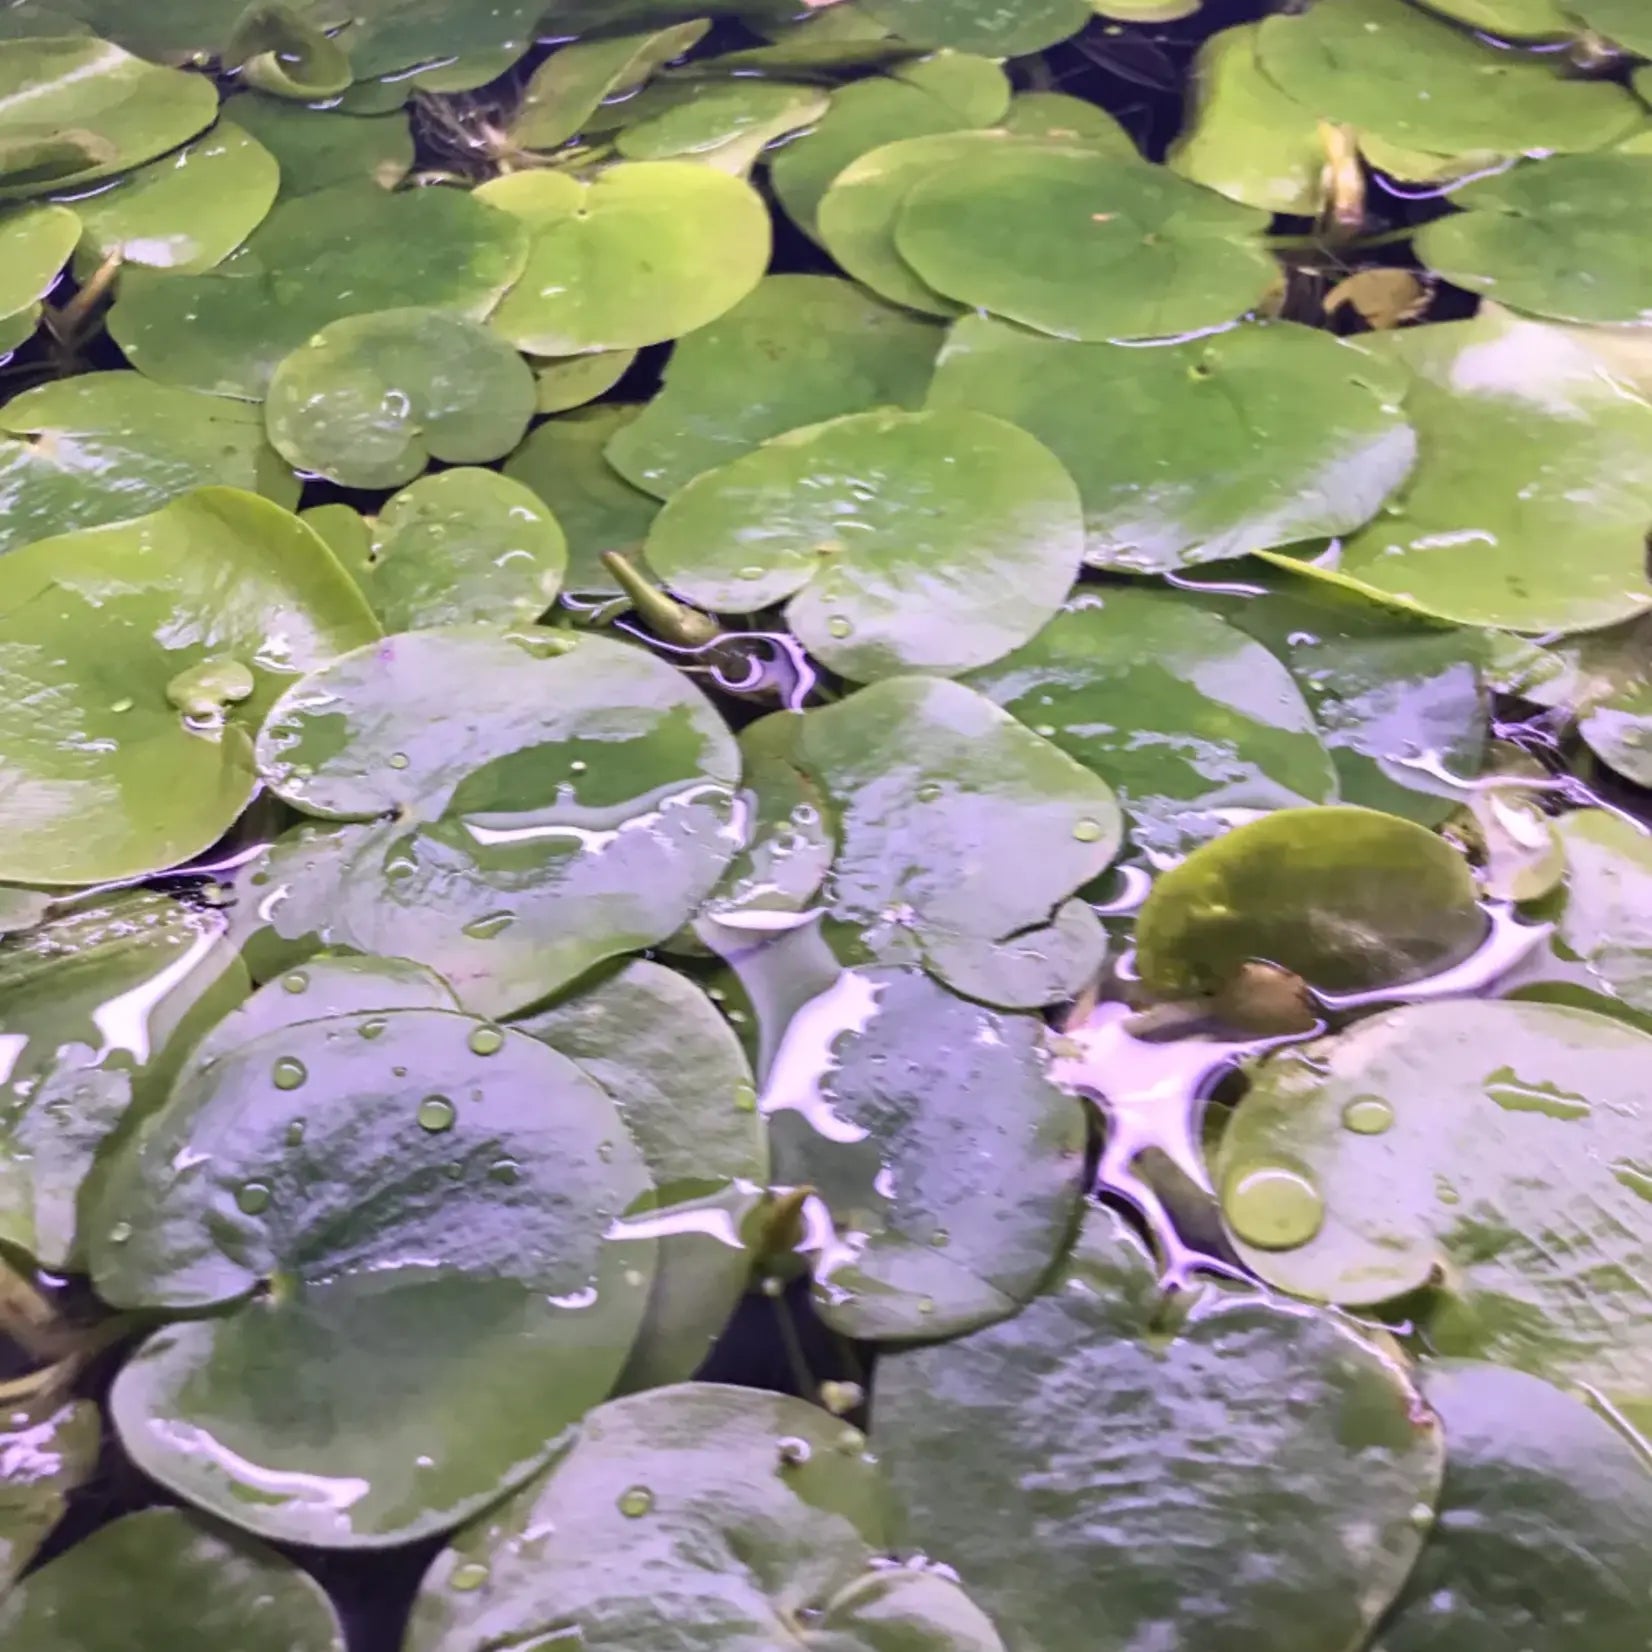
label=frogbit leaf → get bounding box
[0,1396,98,1594]
[855,0,1092,54]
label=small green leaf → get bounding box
[0,202,76,316]
[227,96,413,198]
[0,1398,98,1593]
[855,0,1092,54]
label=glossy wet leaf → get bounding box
[0,1398,97,1592]
[224,816,371,983]
[1568,0,1652,54]
[225,3,352,100]
[517,960,767,1388]
[318,0,543,82]
[962,589,1338,859]
[1410,0,1571,32]
[257,628,742,1017]
[0,488,379,886]
[1311,306,1652,632]
[999,87,1134,147]
[476,163,770,357]
[877,1204,1445,1652]
[408,1382,1003,1652]
[0,37,218,198]
[264,309,536,491]
[226,96,413,198]
[0,202,75,316]
[0,371,299,558]
[108,183,529,400]
[1380,1362,1652,1652]
[532,348,636,415]
[929,316,1414,571]
[894,142,1276,342]
[765,965,1086,1338]
[647,407,1084,680]
[504,406,660,598]
[613,77,828,174]
[1417,154,1652,326]
[65,119,279,275]
[1136,805,1484,997]
[856,0,1090,53]
[1217,998,1652,1435]
[605,275,942,500]
[0,1507,344,1649]
[91,1009,656,1547]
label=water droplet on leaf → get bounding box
[236,1180,272,1216]
[468,1025,504,1057]
[418,1096,456,1133]
[617,1485,653,1518]
[1226,1164,1325,1251]
[271,1057,307,1091]
[1341,1095,1395,1135]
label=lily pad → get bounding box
[876,1204,1445,1652]
[0,890,246,1271]
[855,0,1091,54]
[256,628,742,1017]
[961,589,1339,859]
[1412,0,1571,32]
[224,3,352,100]
[531,348,637,414]
[1215,998,1652,1435]
[0,1507,344,1648]
[1380,1362,1652,1652]
[264,308,536,490]
[612,78,828,174]
[517,959,767,1388]
[0,371,300,557]
[645,407,1085,680]
[0,36,218,198]
[893,141,1277,342]
[928,315,1414,570]
[91,1008,657,1547]
[1135,805,1485,997]
[1416,153,1652,325]
[605,274,942,499]
[1000,88,1135,148]
[0,487,379,886]
[476,163,770,357]
[764,964,1086,1339]
[1567,0,1652,54]
[0,201,75,316]
[322,0,544,82]
[64,119,279,274]
[226,96,413,198]
[224,817,371,983]
[407,1383,1004,1652]
[108,182,529,400]
[0,1398,98,1593]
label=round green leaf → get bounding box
[645,407,1085,680]
[532,348,636,414]
[64,118,278,274]
[765,964,1086,1339]
[1417,154,1652,325]
[999,88,1135,148]
[605,274,942,500]
[225,3,352,100]
[894,142,1277,342]
[961,589,1338,859]
[256,628,742,1016]
[0,201,75,314]
[108,183,529,400]
[226,96,413,198]
[1136,805,1485,997]
[877,1204,1445,1652]
[929,315,1414,571]
[856,0,1091,53]
[319,0,544,81]
[407,1383,1004,1652]
[612,77,828,174]
[1411,0,1571,32]
[1216,998,1652,1434]
[264,308,536,490]
[223,816,369,983]
[1317,307,1652,632]
[0,1397,98,1593]
[0,371,299,556]
[796,675,1122,962]
[0,1508,344,1650]
[0,36,218,198]
[1566,0,1652,54]
[0,488,380,886]
[91,1008,657,1547]
[476,163,770,356]
[1381,1362,1652,1652]
[503,405,661,597]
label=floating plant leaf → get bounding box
[796,675,1122,964]
[109,183,529,400]
[1567,0,1652,54]
[646,407,1084,680]
[64,119,279,274]
[1000,89,1135,147]
[893,142,1277,342]
[224,2,352,100]
[225,817,373,983]
[928,316,1414,571]
[1410,0,1570,33]
[256,628,742,1017]
[476,163,770,357]
[961,590,1338,860]
[317,0,543,82]
[1136,805,1485,997]
[0,202,75,316]
[532,349,637,415]
[1380,1362,1652,1652]
[877,1204,1445,1652]
[612,78,828,174]
[0,5,91,41]
[0,1398,98,1593]
[504,406,660,598]
[1416,154,1652,326]
[0,36,218,198]
[605,275,942,500]
[922,896,1107,1011]
[0,1508,345,1648]
[0,488,379,886]
[518,959,767,1388]
[90,1009,657,1547]
[0,891,246,1271]
[855,0,1091,54]
[226,97,413,198]
[264,309,536,491]
[1216,998,1652,1435]
[407,1383,1004,1652]
[764,965,1086,1339]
